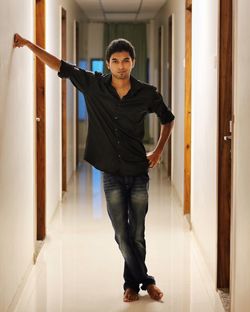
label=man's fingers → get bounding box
[13,34,19,47]
[149,159,160,168]
[13,34,24,48]
[13,34,17,47]
[14,34,18,43]
[147,157,155,168]
[148,160,156,168]
[147,154,161,168]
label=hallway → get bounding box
[1,0,250,311]
[14,164,224,312]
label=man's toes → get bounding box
[123,295,130,302]
[123,295,128,302]
[123,289,139,302]
[147,284,164,301]
[156,292,163,300]
[155,290,163,300]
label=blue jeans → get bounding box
[103,172,155,293]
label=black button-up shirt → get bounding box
[58,60,175,176]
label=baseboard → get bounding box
[218,289,231,312]
[7,260,33,312]
[191,231,225,311]
[33,240,45,264]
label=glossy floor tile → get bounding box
[14,163,225,312]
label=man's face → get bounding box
[106,51,135,80]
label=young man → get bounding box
[13,34,175,302]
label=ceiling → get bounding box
[75,0,167,22]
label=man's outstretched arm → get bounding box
[13,33,61,72]
[147,120,174,168]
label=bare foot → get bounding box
[123,288,139,302]
[147,284,164,301]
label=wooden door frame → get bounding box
[36,0,46,240]
[61,7,67,193]
[217,0,233,291]
[158,25,164,95]
[167,15,173,179]
[156,25,164,143]
[75,20,79,170]
[184,0,192,215]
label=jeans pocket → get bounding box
[103,172,118,192]
[132,173,149,192]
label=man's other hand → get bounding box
[147,150,161,168]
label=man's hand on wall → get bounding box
[13,34,28,48]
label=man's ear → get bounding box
[106,61,110,70]
[132,59,136,68]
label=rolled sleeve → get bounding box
[58,60,95,93]
[148,88,175,124]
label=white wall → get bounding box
[191,0,219,283]
[154,0,220,285]
[0,2,35,311]
[46,0,87,222]
[231,0,250,310]
[0,0,86,311]
[154,1,185,205]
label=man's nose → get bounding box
[118,62,124,69]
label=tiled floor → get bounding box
[14,163,225,312]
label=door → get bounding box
[61,8,67,192]
[184,0,192,214]
[217,0,233,294]
[36,0,46,240]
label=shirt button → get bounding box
[114,116,118,120]
[118,154,121,158]
[115,128,118,132]
[117,141,120,144]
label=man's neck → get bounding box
[111,75,131,90]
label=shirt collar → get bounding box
[103,74,144,95]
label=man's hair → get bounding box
[105,38,136,62]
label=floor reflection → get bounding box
[14,163,224,312]
[91,167,103,219]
